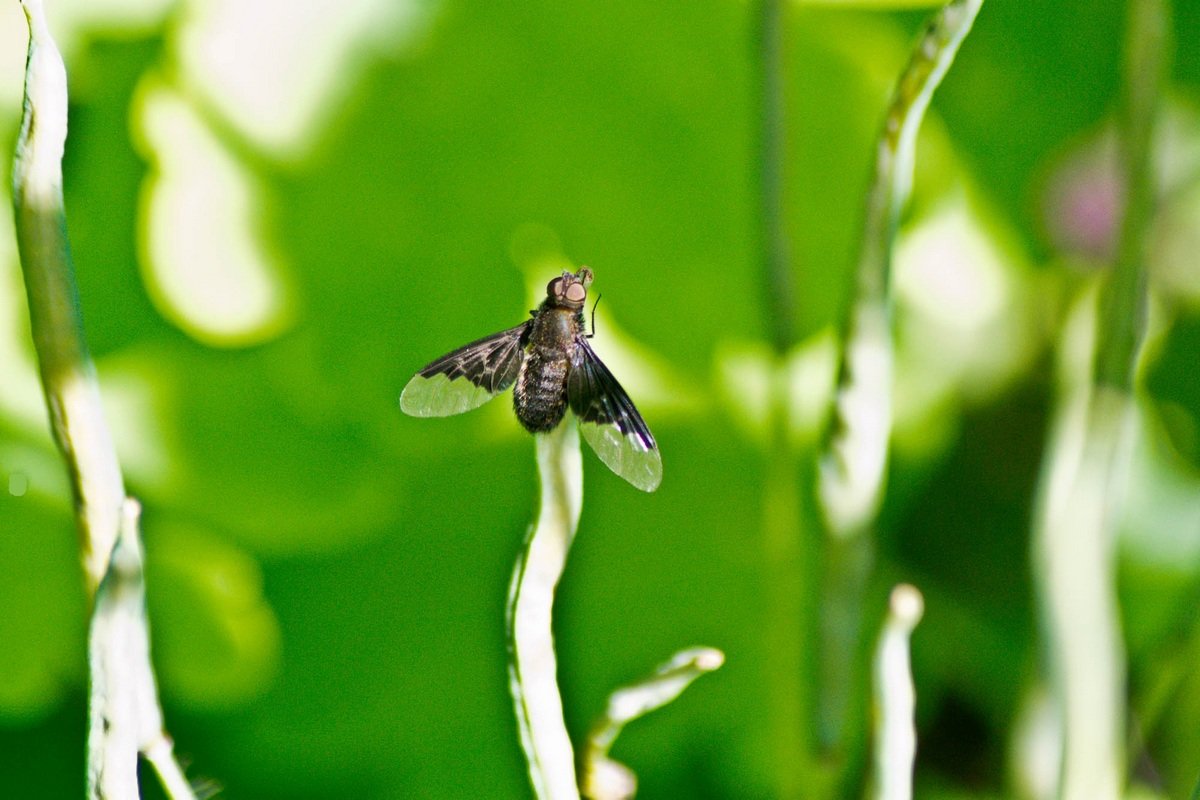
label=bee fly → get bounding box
[400,267,662,492]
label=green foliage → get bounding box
[1,0,1199,797]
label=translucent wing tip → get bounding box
[632,451,663,492]
[579,421,662,492]
[399,373,498,417]
[398,380,430,416]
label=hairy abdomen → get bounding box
[514,349,569,432]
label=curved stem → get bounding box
[14,0,125,597]
[813,3,983,785]
[581,647,724,800]
[871,585,924,800]
[820,0,984,537]
[507,420,584,800]
[13,3,195,797]
[1033,1,1168,797]
[1033,384,1131,800]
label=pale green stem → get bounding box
[1032,1,1167,797]
[814,1,982,778]
[88,500,196,800]
[1033,381,1132,800]
[819,0,983,537]
[507,420,584,800]
[13,3,195,797]
[581,647,724,800]
[13,0,125,596]
[870,584,924,800]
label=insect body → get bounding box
[400,267,662,492]
[513,282,579,433]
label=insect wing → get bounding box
[567,337,662,492]
[400,323,530,417]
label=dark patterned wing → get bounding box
[400,323,530,417]
[567,337,662,492]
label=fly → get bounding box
[399,267,662,492]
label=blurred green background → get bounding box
[2,0,1200,797]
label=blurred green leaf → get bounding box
[145,521,281,709]
[2,0,1199,798]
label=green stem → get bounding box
[870,585,924,800]
[1032,1,1168,797]
[1033,384,1131,800]
[1095,0,1169,389]
[820,0,984,538]
[13,3,196,797]
[762,393,818,798]
[754,0,795,356]
[814,3,982,788]
[88,500,197,800]
[752,3,815,794]
[13,0,125,597]
[507,420,584,800]
[581,647,724,800]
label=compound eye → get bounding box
[547,277,564,298]
[565,282,587,303]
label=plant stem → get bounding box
[751,2,816,794]
[815,2,982,786]
[1033,1,1168,797]
[1033,379,1133,800]
[754,0,794,356]
[581,647,724,800]
[1096,0,1168,389]
[13,0,125,597]
[89,500,196,800]
[507,420,584,800]
[13,3,195,797]
[761,395,818,798]
[820,0,984,537]
[870,585,924,800]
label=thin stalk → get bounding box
[1032,374,1132,800]
[12,3,195,797]
[13,0,124,596]
[751,0,980,794]
[762,380,819,798]
[815,2,982,786]
[506,420,584,800]
[754,0,795,356]
[819,0,984,537]
[1096,0,1168,390]
[870,585,924,800]
[581,647,724,800]
[1032,1,1168,798]
[752,2,814,794]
